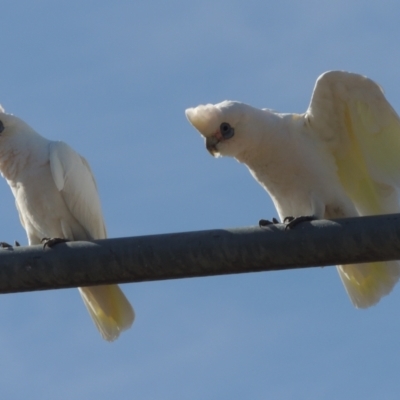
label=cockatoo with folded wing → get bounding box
[186,71,400,308]
[0,107,134,340]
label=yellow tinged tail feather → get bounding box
[79,285,135,341]
[337,261,400,308]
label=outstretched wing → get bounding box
[307,71,400,308]
[49,141,106,240]
[307,70,400,216]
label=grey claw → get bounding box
[41,237,69,249]
[284,215,316,230]
[259,218,280,227]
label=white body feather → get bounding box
[0,110,134,341]
[186,71,400,308]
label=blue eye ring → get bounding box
[220,122,234,139]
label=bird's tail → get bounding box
[337,261,400,308]
[78,285,135,341]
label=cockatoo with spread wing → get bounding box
[186,70,400,308]
[0,107,134,341]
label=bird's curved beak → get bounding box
[206,136,220,156]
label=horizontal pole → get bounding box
[1,213,400,294]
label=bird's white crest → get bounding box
[185,104,222,136]
[186,70,400,308]
[0,105,5,113]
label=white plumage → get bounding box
[186,71,400,308]
[0,108,134,341]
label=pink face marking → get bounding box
[214,129,223,141]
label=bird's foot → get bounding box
[259,218,280,227]
[41,237,69,249]
[284,215,317,230]
[0,240,22,249]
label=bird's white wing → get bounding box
[49,141,106,240]
[307,71,400,307]
[307,70,400,216]
[49,141,134,340]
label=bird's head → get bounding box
[185,101,254,159]
[0,106,35,140]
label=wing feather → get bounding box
[49,141,106,240]
[49,141,134,339]
[307,71,400,306]
[307,70,400,216]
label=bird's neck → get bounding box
[235,112,306,190]
[236,111,299,165]
[0,133,49,181]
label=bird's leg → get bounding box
[41,237,69,249]
[284,215,317,230]
[259,217,280,227]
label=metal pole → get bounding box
[1,213,400,294]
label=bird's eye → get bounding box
[0,120,4,134]
[220,122,234,139]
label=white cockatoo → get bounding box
[185,70,400,308]
[0,106,134,341]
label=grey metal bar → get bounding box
[1,213,400,294]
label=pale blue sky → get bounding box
[1,1,400,399]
